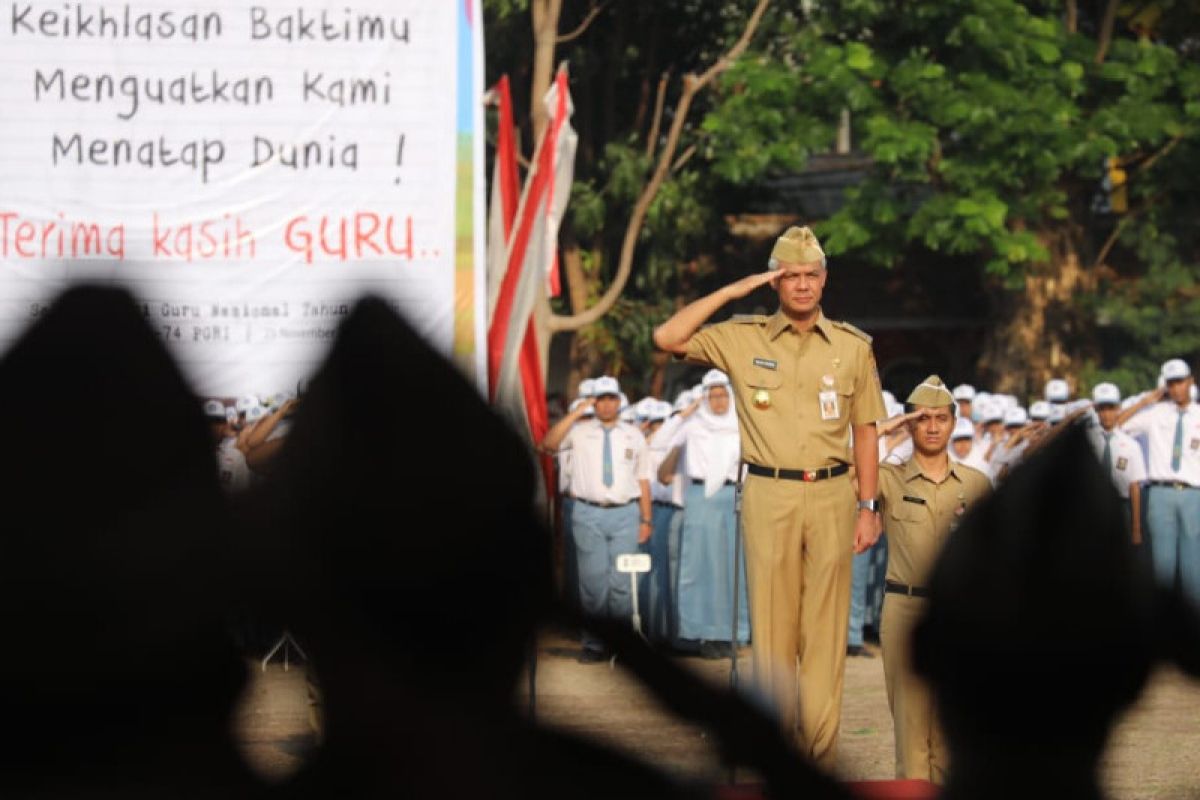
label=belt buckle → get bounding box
[804,470,817,482]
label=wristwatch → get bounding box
[856,499,880,513]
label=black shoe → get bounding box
[846,644,874,658]
[578,648,609,664]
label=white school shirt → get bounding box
[1122,402,1200,486]
[988,437,1028,483]
[560,418,651,505]
[649,414,686,506]
[216,438,250,491]
[1088,427,1147,499]
[669,419,741,485]
[558,448,573,495]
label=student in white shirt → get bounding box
[205,400,250,491]
[1119,359,1200,605]
[542,376,653,662]
[645,399,686,644]
[659,370,750,659]
[1089,383,1147,545]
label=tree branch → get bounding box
[644,72,670,160]
[1095,0,1119,65]
[1091,196,1160,270]
[671,143,698,173]
[1092,217,1132,271]
[556,1,608,44]
[1137,132,1185,173]
[1065,0,1077,33]
[548,0,772,333]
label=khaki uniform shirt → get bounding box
[878,458,991,587]
[683,309,886,469]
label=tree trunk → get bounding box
[978,225,1098,400]
[560,239,600,397]
[529,0,563,145]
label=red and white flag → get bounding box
[487,68,576,446]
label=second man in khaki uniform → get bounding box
[654,227,886,769]
[876,376,990,782]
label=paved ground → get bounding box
[235,631,1200,797]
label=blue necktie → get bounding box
[1101,432,1112,476]
[602,427,614,487]
[1172,409,1185,472]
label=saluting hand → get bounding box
[722,270,776,300]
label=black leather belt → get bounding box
[653,500,683,510]
[885,580,930,599]
[691,478,737,486]
[574,498,636,509]
[745,463,850,482]
[1148,481,1200,491]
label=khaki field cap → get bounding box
[907,375,956,408]
[770,226,825,266]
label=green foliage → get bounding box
[701,0,1200,380]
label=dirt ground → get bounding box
[235,631,1200,797]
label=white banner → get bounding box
[0,0,486,398]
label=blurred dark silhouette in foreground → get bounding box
[0,287,262,799]
[0,285,1196,799]
[914,425,1200,800]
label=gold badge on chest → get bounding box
[753,389,771,410]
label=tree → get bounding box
[702,0,1200,398]
[484,0,770,396]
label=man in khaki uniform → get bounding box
[876,376,990,782]
[653,226,886,769]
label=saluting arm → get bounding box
[1116,387,1165,427]
[877,410,921,437]
[658,445,683,486]
[241,398,297,453]
[541,399,593,453]
[653,271,775,356]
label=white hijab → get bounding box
[687,382,740,497]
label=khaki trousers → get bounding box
[741,472,856,770]
[881,593,946,782]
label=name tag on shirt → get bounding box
[753,357,778,370]
[902,496,926,505]
[819,390,840,421]
[1117,456,1128,471]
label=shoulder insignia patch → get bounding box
[730,314,768,324]
[833,320,873,344]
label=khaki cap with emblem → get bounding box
[906,375,955,408]
[770,226,826,266]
